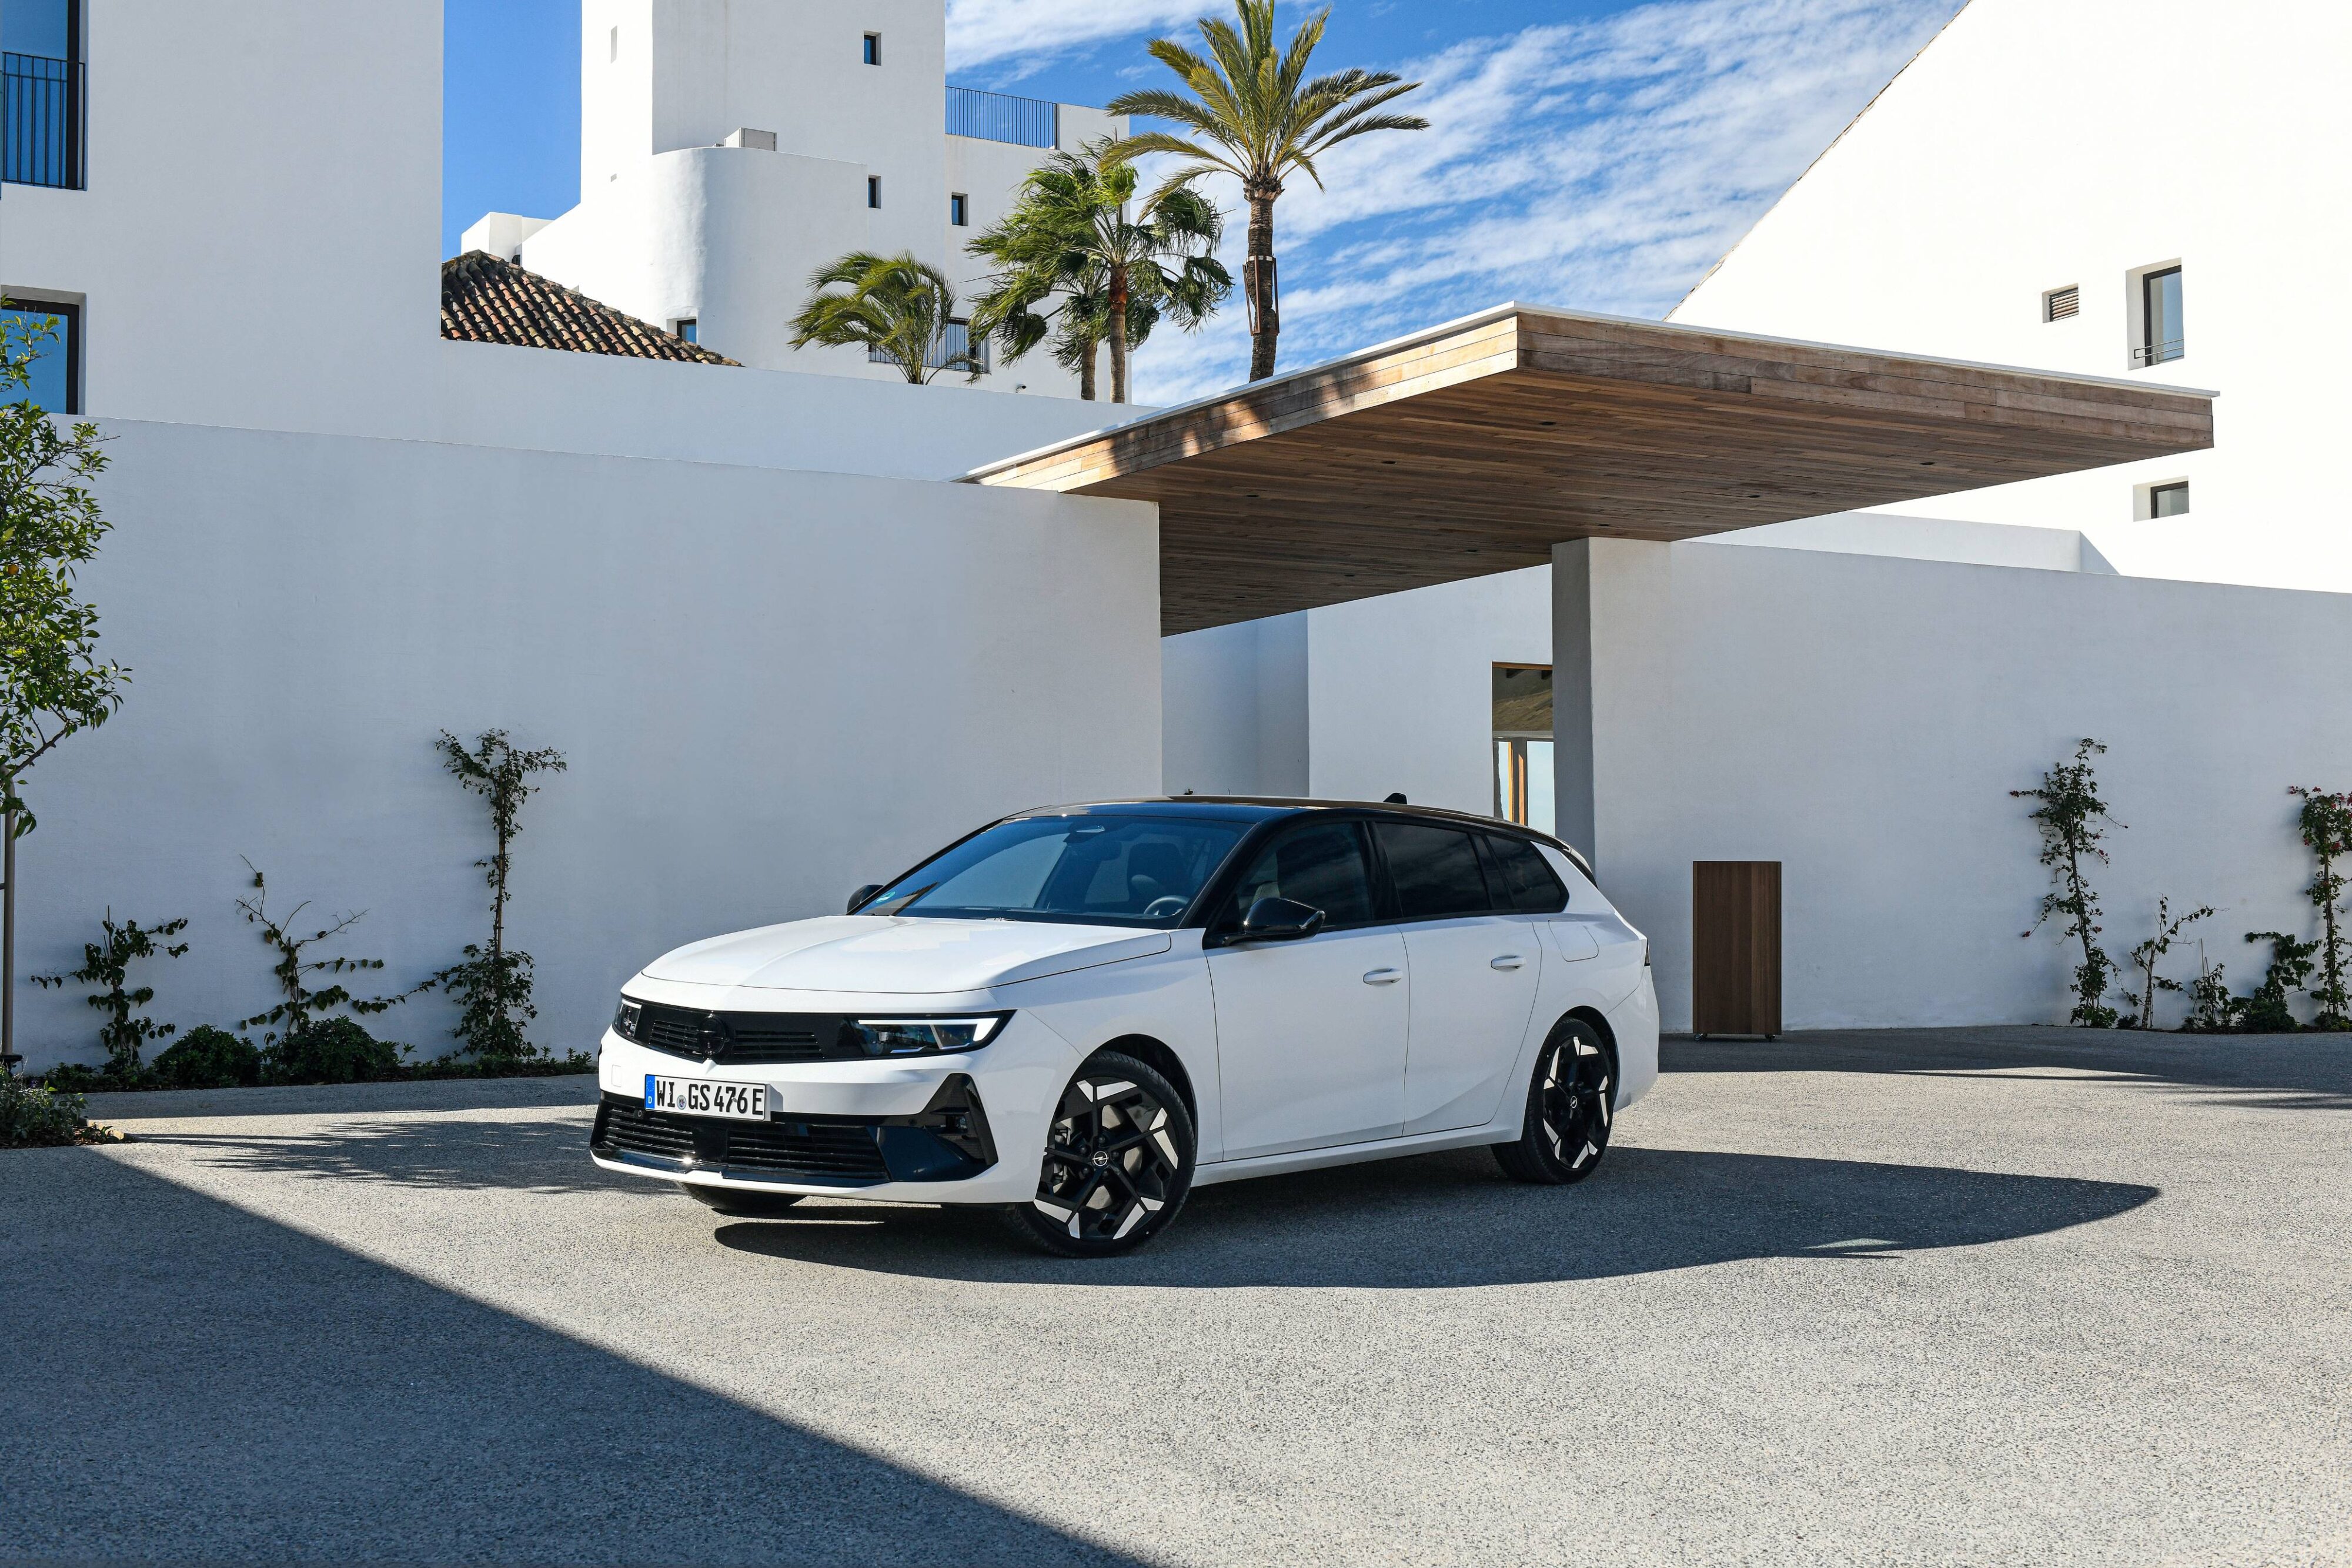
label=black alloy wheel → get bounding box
[1494,1018,1615,1185]
[682,1183,805,1217]
[1007,1050,1194,1256]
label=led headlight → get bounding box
[846,1014,1011,1057]
[613,998,644,1041]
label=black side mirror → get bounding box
[848,884,884,914]
[1239,896,1326,942]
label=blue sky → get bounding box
[445,0,1964,402]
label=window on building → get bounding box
[863,32,881,65]
[2,0,83,190]
[0,298,81,414]
[671,318,697,345]
[867,175,882,209]
[1493,663,1554,835]
[2150,481,2190,518]
[950,192,969,227]
[2043,285,2079,322]
[2136,265,2183,367]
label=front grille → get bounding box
[630,1002,841,1065]
[592,1098,890,1185]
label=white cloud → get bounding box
[946,0,1208,75]
[1117,0,1964,403]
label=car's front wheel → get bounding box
[1005,1050,1195,1256]
[1494,1017,1615,1184]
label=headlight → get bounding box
[613,998,643,1041]
[845,1015,1011,1057]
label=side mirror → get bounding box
[1239,896,1326,942]
[848,884,884,914]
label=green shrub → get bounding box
[150,1026,263,1089]
[0,1077,120,1148]
[262,1017,408,1086]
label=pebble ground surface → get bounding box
[5,1028,2348,1566]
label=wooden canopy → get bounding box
[964,305,2216,635]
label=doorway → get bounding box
[1492,663,1553,834]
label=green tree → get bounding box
[2287,785,2352,1028]
[2014,738,2121,1028]
[789,252,981,385]
[428,729,567,1062]
[1107,0,1428,382]
[967,140,1230,404]
[0,309,128,832]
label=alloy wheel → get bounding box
[1538,1032,1612,1176]
[1030,1072,1185,1245]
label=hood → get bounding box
[640,915,1175,995]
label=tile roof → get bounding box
[439,250,739,366]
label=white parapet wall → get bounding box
[17,422,1161,1072]
[1556,537,2352,1031]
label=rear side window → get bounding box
[1374,823,1492,920]
[1224,820,1378,928]
[1484,834,1569,912]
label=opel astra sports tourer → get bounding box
[589,799,1659,1256]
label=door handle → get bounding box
[1362,967,1403,985]
[1491,955,1526,970]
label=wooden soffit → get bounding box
[963,305,2216,636]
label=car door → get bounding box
[1373,821,1545,1135]
[1206,818,1409,1160]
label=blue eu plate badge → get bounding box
[644,1074,657,1109]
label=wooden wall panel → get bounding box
[1692,861,1783,1037]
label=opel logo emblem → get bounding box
[1091,1151,1111,1168]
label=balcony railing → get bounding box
[868,319,991,376]
[2133,338,2185,369]
[2,52,82,190]
[946,85,1057,149]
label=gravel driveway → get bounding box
[5,1029,2347,1566]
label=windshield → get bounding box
[863,815,1247,927]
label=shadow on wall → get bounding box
[714,1144,2157,1290]
[0,1152,1145,1566]
[1662,1029,2352,1113]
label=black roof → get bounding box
[1008,797,1593,877]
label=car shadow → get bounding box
[1665,1029,2352,1112]
[127,1109,625,1195]
[713,1145,2158,1288]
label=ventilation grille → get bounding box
[2044,286,2080,322]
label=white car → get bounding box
[590,799,1659,1255]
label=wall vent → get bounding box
[2043,285,2080,322]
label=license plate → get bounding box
[646,1074,768,1121]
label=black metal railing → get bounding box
[2133,338,2185,368]
[946,85,1057,149]
[868,319,991,375]
[2,52,82,189]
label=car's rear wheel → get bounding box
[1494,1018,1615,1185]
[682,1183,805,1217]
[1005,1050,1194,1256]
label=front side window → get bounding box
[2138,266,2183,366]
[863,814,1245,928]
[1375,823,1493,921]
[1221,820,1378,930]
[2,0,82,190]
[1,299,78,413]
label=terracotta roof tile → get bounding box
[439,251,739,366]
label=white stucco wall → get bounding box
[1162,615,1309,798]
[1555,537,2352,1032]
[17,422,1161,1073]
[1671,0,2352,593]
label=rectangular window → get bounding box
[2150,480,2189,518]
[867,175,881,209]
[671,317,697,345]
[863,32,881,65]
[2137,266,2183,366]
[2,0,83,190]
[1,298,81,414]
[2043,285,2079,322]
[949,192,968,227]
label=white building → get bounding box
[466,1,1122,396]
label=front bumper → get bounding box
[589,1017,1070,1205]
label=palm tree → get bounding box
[1106,1,1427,382]
[789,252,982,384]
[966,141,1230,403]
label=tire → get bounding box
[1004,1050,1195,1257]
[683,1183,805,1217]
[1494,1017,1616,1185]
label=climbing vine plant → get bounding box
[428,730,568,1062]
[2288,785,2352,1029]
[2014,738,2122,1028]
